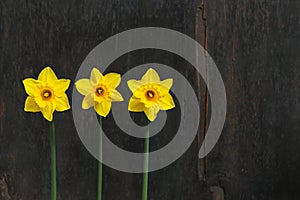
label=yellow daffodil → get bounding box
[22,66,71,121]
[75,68,123,117]
[127,68,175,121]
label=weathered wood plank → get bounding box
[0,0,205,199]
[205,0,300,199]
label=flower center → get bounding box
[146,90,156,100]
[41,89,52,100]
[96,86,105,96]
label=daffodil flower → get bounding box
[75,68,123,200]
[127,68,175,121]
[75,68,123,117]
[22,66,71,121]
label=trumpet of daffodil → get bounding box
[75,68,124,117]
[22,66,71,121]
[127,68,175,121]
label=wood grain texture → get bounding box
[204,0,300,200]
[0,0,299,200]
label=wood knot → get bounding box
[0,175,11,200]
[210,186,224,200]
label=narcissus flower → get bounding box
[22,66,71,121]
[75,68,123,117]
[127,68,175,121]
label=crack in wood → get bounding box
[196,2,226,200]
[196,0,209,183]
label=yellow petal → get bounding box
[22,78,41,96]
[95,101,111,117]
[141,68,160,83]
[144,105,160,121]
[52,79,71,95]
[102,73,121,89]
[75,79,94,95]
[127,80,144,93]
[24,96,40,112]
[34,96,48,108]
[90,68,103,86]
[142,99,156,108]
[155,84,170,95]
[160,78,173,90]
[111,89,123,102]
[54,93,70,111]
[158,93,175,110]
[82,93,94,109]
[40,103,55,121]
[94,94,105,103]
[38,66,58,83]
[128,97,145,112]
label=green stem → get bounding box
[50,121,56,200]
[142,124,149,200]
[97,116,103,200]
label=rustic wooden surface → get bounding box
[204,1,300,200]
[0,0,299,200]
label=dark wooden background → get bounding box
[0,0,299,199]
